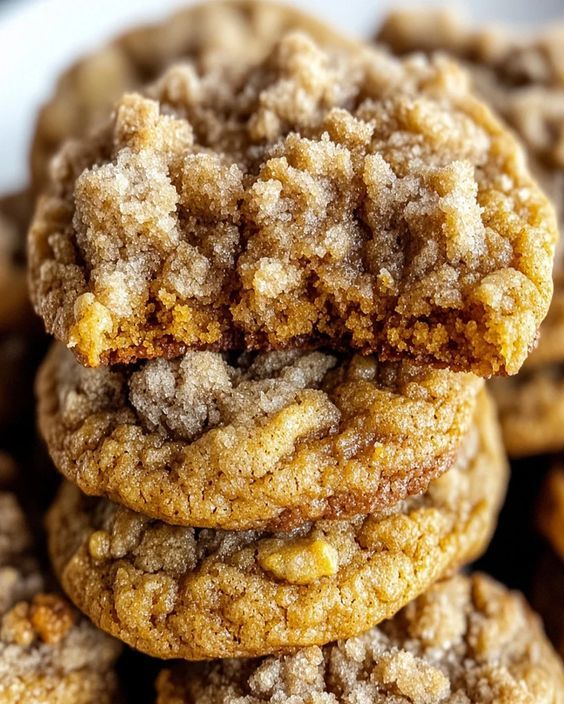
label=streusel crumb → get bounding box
[30,0,356,192]
[377,9,564,369]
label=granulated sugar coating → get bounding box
[0,487,121,704]
[37,344,482,530]
[377,11,564,455]
[28,33,557,375]
[46,391,507,660]
[156,573,564,704]
[30,0,356,193]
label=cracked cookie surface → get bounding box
[28,32,557,374]
[38,344,482,531]
[157,572,564,704]
[30,0,355,193]
[0,482,121,704]
[46,391,507,660]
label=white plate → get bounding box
[1,0,563,193]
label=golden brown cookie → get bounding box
[46,390,507,660]
[377,11,564,454]
[0,486,121,703]
[30,0,356,193]
[28,33,557,374]
[156,572,564,704]
[37,344,482,531]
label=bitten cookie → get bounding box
[28,32,557,374]
[46,391,507,660]
[156,573,564,704]
[0,484,121,703]
[37,344,482,531]
[377,10,564,454]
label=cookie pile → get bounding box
[377,9,564,457]
[2,1,562,701]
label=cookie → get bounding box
[156,572,564,704]
[489,365,564,457]
[46,390,507,660]
[28,33,557,374]
[376,11,564,455]
[30,0,356,193]
[0,486,121,703]
[37,344,483,531]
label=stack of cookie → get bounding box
[23,2,564,701]
[377,9,564,458]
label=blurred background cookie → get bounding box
[0,461,121,703]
